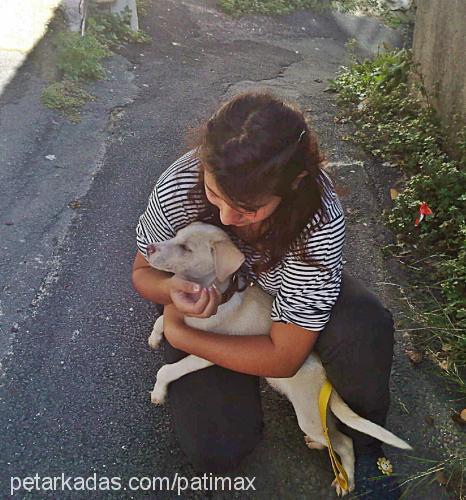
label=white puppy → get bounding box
[145,222,411,496]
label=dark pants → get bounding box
[162,271,395,473]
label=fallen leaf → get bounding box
[439,359,449,371]
[435,470,448,486]
[68,200,81,209]
[424,415,435,426]
[405,349,423,364]
[451,409,466,426]
[357,98,369,111]
[390,188,399,200]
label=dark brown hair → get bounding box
[185,89,332,275]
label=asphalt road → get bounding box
[0,1,460,498]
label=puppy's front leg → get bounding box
[151,355,214,404]
[148,315,164,349]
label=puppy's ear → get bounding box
[212,240,245,283]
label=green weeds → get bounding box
[40,80,96,123]
[216,0,327,17]
[42,6,150,121]
[56,32,110,81]
[215,0,413,28]
[331,47,466,392]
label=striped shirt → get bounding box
[136,149,346,332]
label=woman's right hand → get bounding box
[168,276,221,318]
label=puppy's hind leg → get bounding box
[289,399,329,453]
[151,355,214,404]
[304,435,325,450]
[148,315,164,350]
[289,397,354,497]
[327,418,355,497]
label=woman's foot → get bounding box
[352,447,401,499]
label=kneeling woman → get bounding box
[132,89,399,499]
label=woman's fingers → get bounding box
[204,284,222,316]
[172,289,208,315]
[191,288,210,315]
[171,276,201,294]
[183,285,221,318]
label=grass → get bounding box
[41,5,150,122]
[41,80,96,123]
[330,46,466,394]
[215,0,414,28]
[56,31,110,81]
[216,0,327,17]
[398,453,465,499]
[327,33,466,500]
[383,278,465,391]
[86,7,151,50]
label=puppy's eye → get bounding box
[179,244,191,252]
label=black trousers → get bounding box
[162,271,395,473]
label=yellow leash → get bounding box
[318,380,349,492]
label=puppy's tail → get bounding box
[329,391,412,450]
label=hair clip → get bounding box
[298,129,307,142]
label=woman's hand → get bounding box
[168,276,222,318]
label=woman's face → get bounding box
[203,168,282,227]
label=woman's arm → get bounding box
[132,251,173,304]
[163,304,319,378]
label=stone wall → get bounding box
[412,0,466,156]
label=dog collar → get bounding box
[218,271,250,305]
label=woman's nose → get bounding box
[219,206,243,226]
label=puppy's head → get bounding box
[146,222,245,284]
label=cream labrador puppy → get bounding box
[145,222,410,496]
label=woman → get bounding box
[132,90,400,498]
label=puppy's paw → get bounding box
[331,475,351,497]
[304,435,325,450]
[148,332,162,350]
[150,383,167,405]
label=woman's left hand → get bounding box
[163,285,221,348]
[186,284,222,318]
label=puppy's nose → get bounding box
[146,244,158,256]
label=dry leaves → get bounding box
[424,415,435,426]
[68,200,81,209]
[435,470,448,486]
[451,409,466,426]
[405,349,423,365]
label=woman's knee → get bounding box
[161,348,264,473]
[317,275,395,362]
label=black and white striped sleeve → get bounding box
[270,211,345,332]
[136,183,176,258]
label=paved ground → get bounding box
[0,0,462,498]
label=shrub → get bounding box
[87,7,150,49]
[331,47,466,389]
[56,32,110,81]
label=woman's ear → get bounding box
[291,171,309,190]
